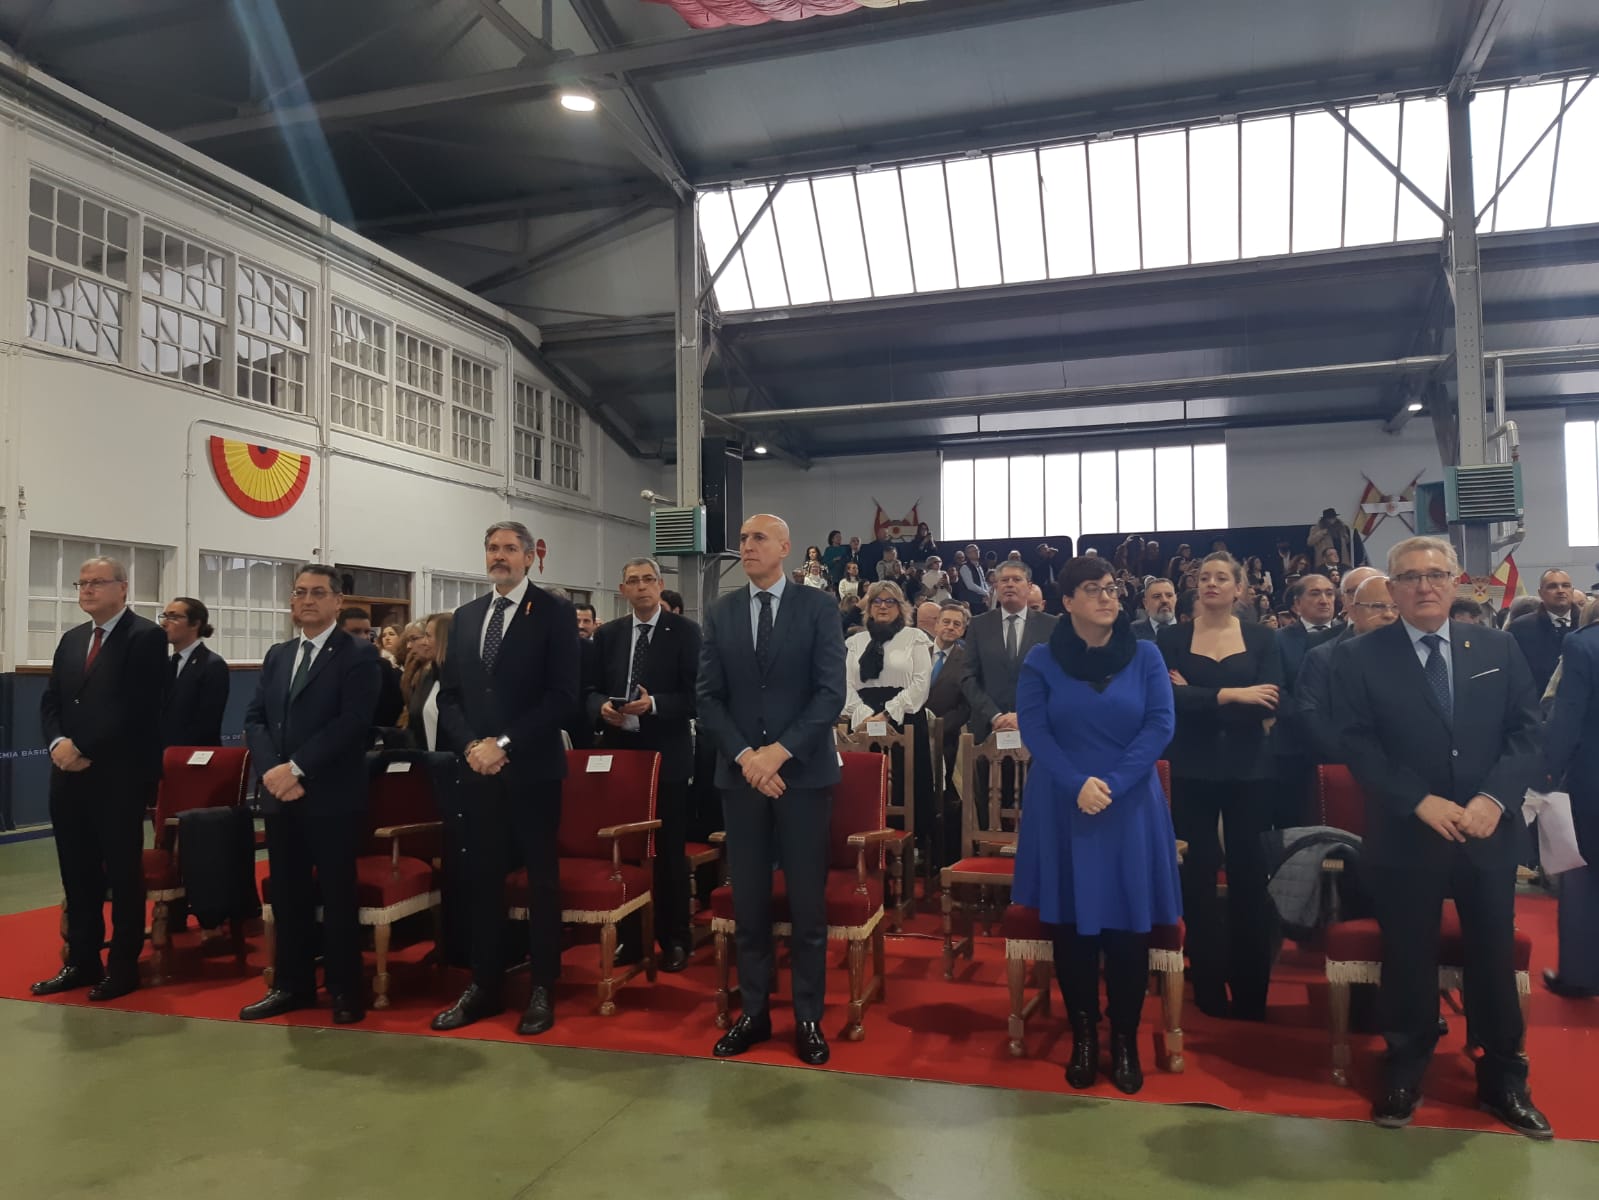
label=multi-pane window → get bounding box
[236,262,309,413]
[26,177,131,363]
[513,379,543,483]
[1564,420,1599,547]
[330,302,389,435]
[138,224,226,390]
[431,573,485,614]
[27,535,164,662]
[549,394,583,492]
[451,353,494,466]
[941,444,1228,545]
[395,330,445,453]
[198,552,298,662]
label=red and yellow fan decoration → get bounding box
[209,436,311,518]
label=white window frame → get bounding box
[198,551,299,663]
[430,573,486,615]
[548,392,584,494]
[450,352,495,467]
[27,534,167,663]
[235,259,310,415]
[513,378,544,483]
[25,174,133,366]
[138,220,228,393]
[394,328,446,454]
[329,300,390,436]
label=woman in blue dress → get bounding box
[1013,554,1181,1094]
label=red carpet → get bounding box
[4,892,1595,1140]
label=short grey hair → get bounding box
[1387,535,1459,577]
[994,560,1033,582]
[484,520,534,552]
[622,556,662,579]
[80,556,127,583]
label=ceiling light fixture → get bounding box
[1406,401,1424,412]
[753,444,769,455]
[559,91,597,113]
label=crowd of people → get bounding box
[24,507,1598,1141]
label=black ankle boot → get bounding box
[1066,1014,1099,1089]
[1109,1030,1144,1095]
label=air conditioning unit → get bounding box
[651,506,707,556]
[1444,463,1523,525]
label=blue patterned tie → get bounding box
[482,595,513,670]
[932,649,946,682]
[1421,633,1452,722]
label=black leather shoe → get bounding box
[795,1020,830,1066]
[330,997,365,1025]
[30,965,102,996]
[431,984,505,1032]
[87,975,139,1003]
[1066,1014,1099,1090]
[239,989,315,1021]
[1109,1030,1144,1095]
[1372,1087,1422,1129]
[659,943,690,974]
[713,1012,772,1057]
[1543,968,1599,999]
[1480,1089,1554,1140]
[517,986,555,1036]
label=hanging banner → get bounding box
[872,498,920,543]
[209,436,312,518]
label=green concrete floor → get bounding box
[2,836,1595,1200]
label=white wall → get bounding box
[741,452,941,561]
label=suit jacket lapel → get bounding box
[1450,622,1476,721]
[1392,621,1451,729]
[290,630,341,705]
[761,588,797,678]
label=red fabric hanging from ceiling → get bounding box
[644,1,922,31]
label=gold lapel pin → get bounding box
[524,600,533,616]
[1464,640,1471,649]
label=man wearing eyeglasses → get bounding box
[1293,571,1393,763]
[33,557,169,1003]
[1331,536,1548,1138]
[238,565,383,1025]
[159,597,230,749]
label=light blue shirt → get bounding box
[1401,617,1452,695]
[748,573,787,645]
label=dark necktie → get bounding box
[1421,633,1452,721]
[932,649,946,682]
[170,652,182,681]
[629,624,651,692]
[756,592,774,671]
[85,626,104,671]
[482,595,512,670]
[287,640,314,705]
[1006,614,1020,661]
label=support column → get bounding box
[673,201,707,618]
[1444,91,1491,576]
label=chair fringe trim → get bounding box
[1439,965,1531,996]
[1331,960,1532,995]
[147,888,185,903]
[711,907,884,941]
[1005,938,1053,960]
[510,891,652,926]
[1148,947,1185,973]
[358,891,440,925]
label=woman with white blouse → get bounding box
[844,581,935,857]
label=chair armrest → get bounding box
[597,819,663,839]
[846,829,898,848]
[163,817,182,828]
[373,821,444,839]
[709,830,727,844]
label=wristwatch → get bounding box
[495,735,512,751]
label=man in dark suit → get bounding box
[238,565,382,1025]
[337,607,403,727]
[159,596,229,747]
[1295,573,1395,762]
[1539,619,1599,1000]
[432,521,580,1037]
[959,561,1058,742]
[1278,573,1341,688]
[1508,568,1577,695]
[586,555,701,972]
[32,556,169,1002]
[699,514,846,1066]
[1130,578,1177,642]
[925,601,972,800]
[1331,536,1549,1138]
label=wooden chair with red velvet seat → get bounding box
[506,748,662,1015]
[141,746,253,983]
[261,749,450,1010]
[941,732,1029,979]
[836,724,917,930]
[709,751,894,1041]
[1317,763,1534,1086]
[684,839,724,949]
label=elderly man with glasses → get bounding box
[1292,573,1397,763]
[32,557,170,1003]
[1331,536,1548,1138]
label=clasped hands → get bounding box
[49,739,92,773]
[260,762,306,803]
[1414,792,1502,842]
[599,686,652,728]
[466,738,509,776]
[1077,776,1112,815]
[740,743,790,798]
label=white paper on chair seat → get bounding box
[587,755,614,773]
[995,730,1023,751]
[385,761,411,774]
[1524,790,1589,875]
[866,720,889,737]
[186,750,214,766]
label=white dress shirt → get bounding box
[285,621,337,777]
[86,606,128,663]
[748,574,787,644]
[843,625,932,729]
[620,607,664,731]
[171,639,201,675]
[478,575,532,656]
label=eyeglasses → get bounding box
[1392,570,1453,590]
[290,587,335,601]
[1075,583,1119,599]
[1353,602,1400,614]
[868,597,900,608]
[156,613,190,625]
[73,579,119,591]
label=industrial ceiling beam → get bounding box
[466,200,667,292]
[1450,0,1514,97]
[1321,103,1450,228]
[354,185,671,234]
[462,0,553,61]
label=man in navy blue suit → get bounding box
[1540,616,1599,1000]
[698,514,846,1065]
[1508,568,1578,695]
[240,565,382,1025]
[1332,536,1549,1138]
